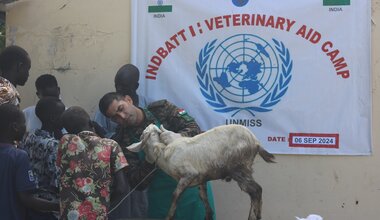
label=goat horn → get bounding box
[126,142,142,152]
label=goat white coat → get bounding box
[127,124,275,220]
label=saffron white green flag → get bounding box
[131,0,371,155]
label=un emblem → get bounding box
[232,0,249,7]
[196,34,293,116]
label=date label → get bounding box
[289,133,339,148]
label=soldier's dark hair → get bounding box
[0,103,24,134]
[35,74,58,90]
[35,97,65,123]
[98,92,124,116]
[0,45,29,74]
[60,106,91,134]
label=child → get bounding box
[0,103,59,220]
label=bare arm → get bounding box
[124,150,156,190]
[110,168,128,207]
[18,191,59,212]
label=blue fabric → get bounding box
[0,143,37,220]
[93,109,118,138]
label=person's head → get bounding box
[114,64,140,105]
[35,74,60,99]
[0,45,31,86]
[35,97,65,130]
[0,103,26,142]
[60,106,93,134]
[99,92,141,126]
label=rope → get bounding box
[108,167,158,214]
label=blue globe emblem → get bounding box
[196,34,292,116]
[209,34,279,104]
[232,0,249,7]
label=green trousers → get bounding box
[147,169,215,220]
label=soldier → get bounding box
[99,92,215,220]
[94,64,148,138]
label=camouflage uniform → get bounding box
[113,99,215,220]
[113,99,201,189]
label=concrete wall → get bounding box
[6,0,380,219]
[7,0,131,115]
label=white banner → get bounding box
[131,0,371,155]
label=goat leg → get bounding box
[246,180,262,220]
[199,182,214,220]
[166,176,194,220]
[232,170,262,220]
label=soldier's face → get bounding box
[106,96,139,126]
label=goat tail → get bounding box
[258,146,276,163]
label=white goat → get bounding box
[127,124,275,220]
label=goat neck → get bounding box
[144,141,167,164]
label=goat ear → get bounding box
[126,141,142,152]
[160,125,169,133]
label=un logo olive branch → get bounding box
[196,38,292,117]
[260,39,293,109]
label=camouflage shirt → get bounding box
[113,99,201,189]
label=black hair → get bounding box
[60,106,91,134]
[98,92,124,116]
[35,97,65,123]
[114,64,140,84]
[35,74,58,91]
[0,45,29,74]
[114,64,140,104]
[0,103,24,134]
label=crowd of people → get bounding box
[0,45,215,220]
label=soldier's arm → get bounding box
[149,100,201,137]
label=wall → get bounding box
[6,0,380,219]
[7,0,131,115]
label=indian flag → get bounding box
[148,4,172,13]
[323,0,350,5]
[178,109,186,115]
